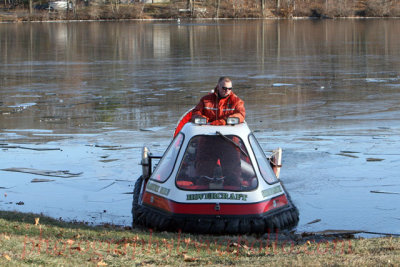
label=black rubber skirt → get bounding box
[132,176,299,234]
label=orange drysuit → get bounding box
[192,88,245,125]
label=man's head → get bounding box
[217,77,233,98]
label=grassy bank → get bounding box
[0,211,399,266]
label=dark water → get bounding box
[1,19,399,235]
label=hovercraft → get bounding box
[132,117,299,234]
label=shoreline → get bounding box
[1,210,399,239]
[1,15,400,24]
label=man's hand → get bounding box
[210,119,226,125]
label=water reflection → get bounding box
[1,19,399,135]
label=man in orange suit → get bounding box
[192,76,245,125]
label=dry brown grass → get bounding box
[0,211,400,266]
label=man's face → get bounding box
[217,81,232,98]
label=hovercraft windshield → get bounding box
[176,134,258,191]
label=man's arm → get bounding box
[191,97,207,122]
[230,98,245,123]
[221,96,245,123]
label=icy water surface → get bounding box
[1,19,400,235]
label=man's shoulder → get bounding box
[229,92,244,103]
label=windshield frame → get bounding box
[248,134,279,185]
[149,132,185,183]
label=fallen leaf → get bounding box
[113,249,123,255]
[230,242,239,247]
[3,254,11,261]
[34,218,40,226]
[183,254,197,262]
[97,260,108,266]
[4,235,10,240]
[89,257,101,262]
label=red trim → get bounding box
[142,192,288,215]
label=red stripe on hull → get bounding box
[142,192,288,215]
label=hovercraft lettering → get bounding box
[146,182,170,196]
[186,193,248,201]
[261,186,282,198]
